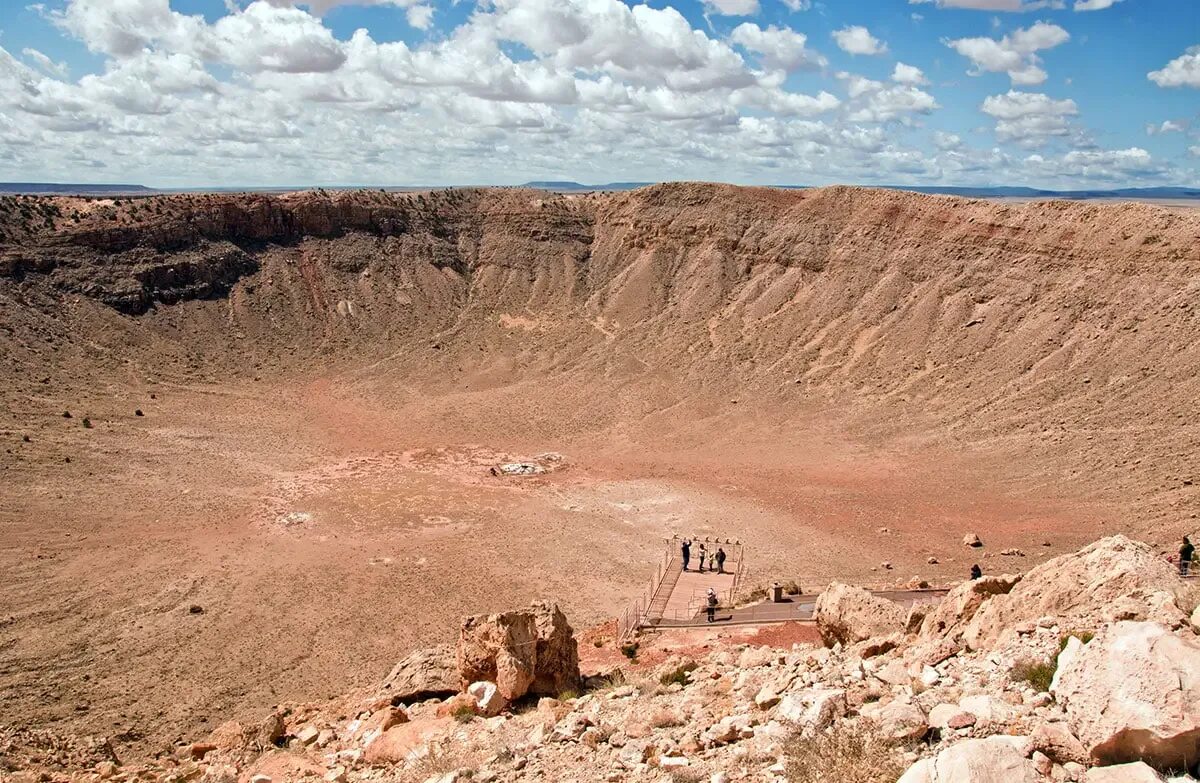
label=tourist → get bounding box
[705,588,718,623]
[716,547,727,574]
[681,539,691,572]
[970,563,982,580]
[1181,536,1195,577]
[698,543,707,573]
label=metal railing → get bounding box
[616,535,746,640]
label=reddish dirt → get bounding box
[1,184,1197,760]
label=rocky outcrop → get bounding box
[963,536,1188,651]
[897,735,1042,783]
[457,610,539,702]
[813,582,906,646]
[379,645,459,704]
[457,601,581,703]
[1051,621,1200,770]
[529,601,582,697]
[918,575,1021,649]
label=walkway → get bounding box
[653,587,947,629]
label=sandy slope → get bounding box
[0,183,1197,756]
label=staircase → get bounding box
[642,560,682,627]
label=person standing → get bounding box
[1181,536,1195,577]
[681,539,691,572]
[716,547,727,574]
[705,588,718,623]
[970,564,982,580]
[698,543,707,573]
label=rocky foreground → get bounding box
[3,535,1199,783]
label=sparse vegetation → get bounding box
[1060,631,1094,649]
[1010,658,1056,692]
[450,703,476,723]
[647,707,683,729]
[658,660,697,687]
[619,640,639,660]
[785,721,907,783]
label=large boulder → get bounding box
[380,645,458,704]
[775,687,847,736]
[1051,621,1200,770]
[897,735,1042,783]
[1084,763,1165,782]
[457,601,581,702]
[529,601,581,697]
[813,583,905,647]
[458,609,538,701]
[963,536,1188,651]
[918,575,1021,648]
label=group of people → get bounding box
[680,539,727,574]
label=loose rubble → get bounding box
[3,536,1198,783]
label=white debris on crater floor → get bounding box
[490,452,565,477]
[278,511,313,527]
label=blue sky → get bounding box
[0,0,1196,188]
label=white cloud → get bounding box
[782,0,813,9]
[703,0,760,15]
[910,0,1066,10]
[263,0,429,14]
[403,4,433,29]
[1073,0,1122,9]
[946,21,1069,85]
[1059,147,1162,177]
[1,0,1181,190]
[832,26,888,56]
[891,62,928,85]
[933,130,963,149]
[838,72,939,122]
[730,23,826,72]
[1148,47,1200,89]
[1145,120,1184,135]
[981,89,1077,144]
[22,48,69,78]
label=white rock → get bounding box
[467,681,505,718]
[1084,762,1165,782]
[775,687,846,735]
[1052,621,1200,769]
[897,735,1041,783]
[920,666,941,688]
[928,703,961,729]
[660,756,689,768]
[876,701,928,742]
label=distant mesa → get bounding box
[521,180,653,192]
[0,182,156,195]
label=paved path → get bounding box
[652,587,947,628]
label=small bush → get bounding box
[1011,659,1056,692]
[620,641,639,660]
[648,707,683,729]
[659,660,698,687]
[591,669,626,691]
[782,580,803,596]
[1060,631,1093,650]
[450,703,475,723]
[785,721,907,783]
[557,689,579,701]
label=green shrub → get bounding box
[1060,631,1094,650]
[1011,659,1056,692]
[658,660,698,687]
[451,703,476,723]
[620,641,639,660]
